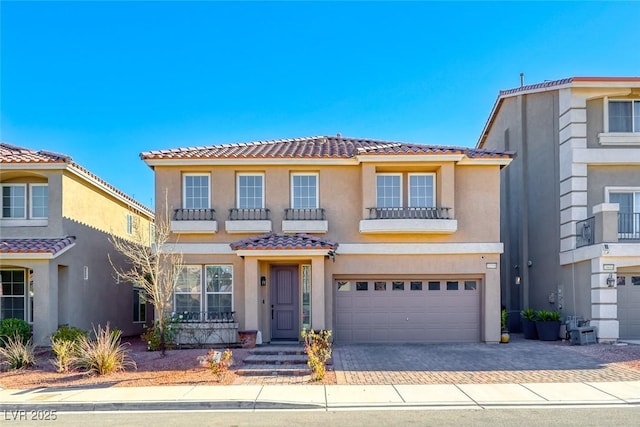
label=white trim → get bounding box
[145,158,358,167]
[359,219,457,234]
[456,157,512,166]
[183,173,211,209]
[0,219,48,227]
[408,173,435,208]
[357,154,465,163]
[234,249,331,257]
[163,243,233,254]
[573,148,640,164]
[336,242,503,255]
[236,172,265,209]
[560,244,640,265]
[376,173,402,208]
[290,172,319,209]
[603,96,609,133]
[1,183,27,219]
[593,203,619,214]
[598,133,640,145]
[605,186,640,203]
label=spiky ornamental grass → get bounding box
[73,323,136,376]
[0,335,35,370]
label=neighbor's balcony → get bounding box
[359,207,457,234]
[225,208,272,234]
[282,208,328,233]
[576,212,640,248]
[171,208,218,234]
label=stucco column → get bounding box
[31,261,56,346]
[484,264,501,343]
[243,257,259,330]
[311,256,326,330]
[590,257,618,342]
[593,203,619,244]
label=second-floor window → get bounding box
[291,173,318,209]
[183,174,210,209]
[126,213,134,235]
[237,174,264,209]
[609,100,640,133]
[1,183,48,219]
[409,174,434,207]
[376,173,435,208]
[376,174,402,208]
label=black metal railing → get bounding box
[618,213,640,240]
[228,208,271,221]
[367,207,452,220]
[173,208,216,221]
[576,216,595,248]
[284,208,326,220]
[171,311,236,323]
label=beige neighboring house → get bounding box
[478,77,640,342]
[0,143,155,345]
[141,136,512,344]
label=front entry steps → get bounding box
[237,343,310,376]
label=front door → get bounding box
[271,265,299,340]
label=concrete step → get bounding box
[236,364,311,376]
[250,345,306,356]
[243,354,308,365]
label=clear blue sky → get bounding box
[2,1,639,209]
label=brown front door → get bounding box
[271,265,299,340]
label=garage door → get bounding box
[618,274,640,339]
[334,278,480,343]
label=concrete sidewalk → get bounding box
[1,381,640,411]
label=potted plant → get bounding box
[535,309,561,341]
[500,308,510,343]
[521,308,538,340]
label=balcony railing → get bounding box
[173,208,216,221]
[284,208,326,220]
[576,216,595,248]
[228,208,270,221]
[619,213,640,241]
[366,207,452,220]
[171,311,236,323]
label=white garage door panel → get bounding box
[335,279,481,343]
[618,275,640,339]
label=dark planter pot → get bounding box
[522,318,538,340]
[536,320,561,341]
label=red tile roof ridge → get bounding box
[0,236,76,255]
[229,232,338,251]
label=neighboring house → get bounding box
[0,143,155,345]
[141,136,512,344]
[478,77,640,342]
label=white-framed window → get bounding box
[29,184,48,219]
[408,173,435,208]
[133,286,147,323]
[174,265,202,315]
[606,187,640,239]
[237,173,264,209]
[183,174,210,209]
[1,184,27,219]
[126,213,134,235]
[291,173,318,209]
[205,265,233,316]
[376,174,402,208]
[1,269,28,321]
[608,100,640,133]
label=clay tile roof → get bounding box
[141,136,513,160]
[230,233,339,251]
[0,237,76,255]
[0,143,71,164]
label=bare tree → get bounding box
[109,203,183,356]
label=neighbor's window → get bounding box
[291,173,318,209]
[408,174,435,208]
[126,214,134,235]
[237,174,264,209]
[183,174,210,209]
[1,269,26,320]
[1,184,26,219]
[205,265,233,316]
[609,191,640,239]
[30,184,49,219]
[174,265,202,316]
[376,174,402,208]
[609,100,640,133]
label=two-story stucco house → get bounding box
[0,143,155,345]
[478,77,640,342]
[141,136,512,344]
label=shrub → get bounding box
[301,329,332,381]
[52,325,88,343]
[141,319,175,351]
[50,325,89,373]
[521,308,537,321]
[0,318,31,347]
[198,349,233,380]
[0,335,35,370]
[536,309,561,322]
[501,309,508,331]
[73,323,136,376]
